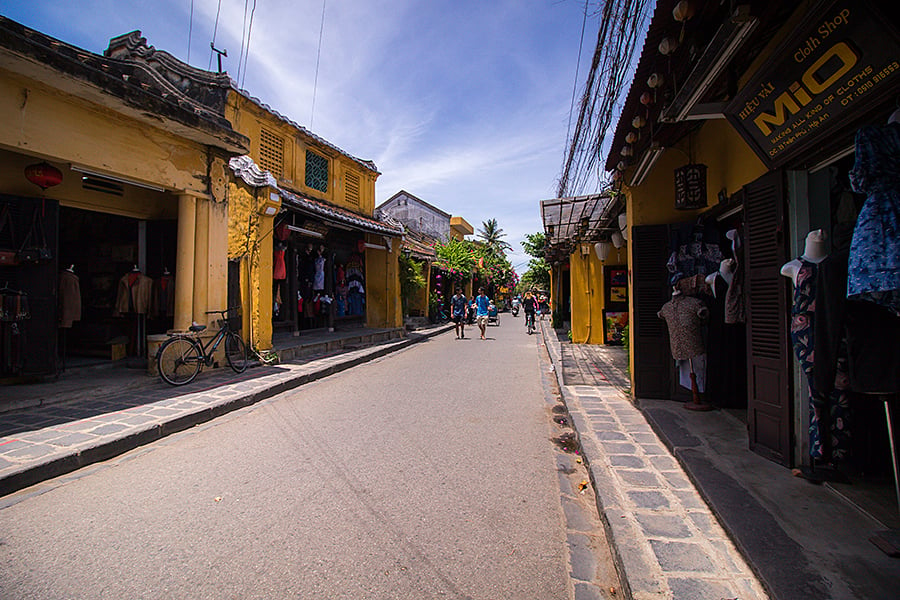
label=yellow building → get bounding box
[224,92,403,351]
[604,0,900,477]
[0,19,248,379]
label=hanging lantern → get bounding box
[640,91,653,106]
[594,241,611,262]
[611,170,622,181]
[647,73,665,89]
[672,1,694,22]
[620,145,633,157]
[658,37,679,56]
[625,132,638,144]
[24,162,63,190]
[611,230,625,249]
[617,160,628,172]
[632,115,646,129]
[618,213,628,241]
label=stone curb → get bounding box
[0,324,454,498]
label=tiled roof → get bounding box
[229,156,400,236]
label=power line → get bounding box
[563,0,590,167]
[187,0,194,63]
[207,0,223,71]
[236,0,249,85]
[310,0,327,128]
[240,0,257,89]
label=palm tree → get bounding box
[477,218,511,255]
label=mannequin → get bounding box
[706,259,736,297]
[658,292,712,410]
[781,229,828,285]
[313,244,326,292]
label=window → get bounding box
[344,171,360,206]
[305,150,328,193]
[259,128,284,178]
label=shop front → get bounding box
[0,18,248,385]
[606,0,900,531]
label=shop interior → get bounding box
[57,206,176,369]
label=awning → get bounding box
[540,193,623,262]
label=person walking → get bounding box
[450,288,468,339]
[538,294,549,321]
[474,287,491,340]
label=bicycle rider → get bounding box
[522,290,537,332]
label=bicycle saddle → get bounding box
[189,322,207,332]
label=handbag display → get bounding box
[0,204,18,266]
[17,204,52,264]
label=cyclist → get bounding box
[522,290,537,334]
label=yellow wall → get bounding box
[569,246,610,344]
[225,94,378,215]
[364,234,402,328]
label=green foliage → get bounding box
[434,238,476,274]
[399,253,426,316]
[477,218,512,254]
[521,232,546,258]
[518,232,551,293]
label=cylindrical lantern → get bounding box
[673,1,694,22]
[24,162,63,190]
[594,241,611,262]
[611,231,625,249]
[659,37,679,56]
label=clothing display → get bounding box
[658,294,708,360]
[273,246,287,280]
[789,257,851,461]
[152,274,175,318]
[847,122,900,316]
[704,274,746,407]
[114,271,153,315]
[313,255,325,290]
[58,270,81,328]
[666,222,724,284]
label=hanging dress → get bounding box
[847,122,900,316]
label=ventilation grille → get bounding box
[259,128,284,178]
[344,171,360,205]
[305,150,328,193]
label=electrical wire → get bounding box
[187,0,194,63]
[310,0,327,128]
[236,0,250,85]
[239,0,257,89]
[563,0,590,168]
[208,0,223,71]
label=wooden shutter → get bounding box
[632,224,672,398]
[743,172,793,466]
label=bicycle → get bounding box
[156,308,248,385]
[525,311,535,335]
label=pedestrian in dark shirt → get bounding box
[450,288,468,339]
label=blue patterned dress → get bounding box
[848,123,900,316]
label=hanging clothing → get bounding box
[313,255,325,290]
[704,275,746,407]
[273,247,287,280]
[58,270,82,328]
[666,223,724,284]
[790,258,851,461]
[114,272,153,315]
[658,295,708,360]
[847,122,900,316]
[815,249,900,395]
[152,275,175,318]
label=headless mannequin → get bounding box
[706,259,736,297]
[781,229,828,285]
[889,108,900,125]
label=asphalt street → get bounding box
[0,317,602,599]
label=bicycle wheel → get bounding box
[157,337,202,385]
[225,331,248,373]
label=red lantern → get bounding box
[24,162,63,190]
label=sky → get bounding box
[0,0,611,272]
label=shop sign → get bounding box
[674,164,707,210]
[725,0,900,168]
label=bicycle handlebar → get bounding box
[204,307,240,317]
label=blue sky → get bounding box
[1,0,612,272]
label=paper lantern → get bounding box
[620,146,633,157]
[611,231,625,248]
[673,1,694,22]
[659,37,678,56]
[618,213,628,240]
[594,241,611,261]
[625,132,638,144]
[632,115,646,129]
[640,91,653,106]
[24,162,62,190]
[617,160,628,172]
[647,73,665,89]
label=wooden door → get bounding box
[743,173,793,465]
[632,224,672,399]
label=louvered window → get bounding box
[344,171,360,206]
[305,150,328,193]
[259,128,284,178]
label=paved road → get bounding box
[0,318,613,599]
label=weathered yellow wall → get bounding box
[364,236,402,328]
[0,69,212,196]
[225,94,378,215]
[227,179,276,350]
[569,248,608,344]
